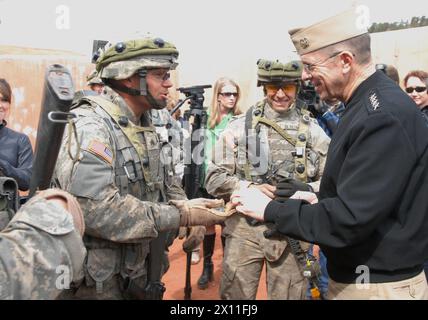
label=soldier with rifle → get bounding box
[205,59,330,299]
[53,37,231,300]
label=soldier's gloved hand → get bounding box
[178,227,187,239]
[182,226,206,253]
[274,178,313,202]
[31,188,85,236]
[169,198,233,227]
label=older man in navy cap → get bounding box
[234,9,428,299]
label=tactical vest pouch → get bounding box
[0,205,13,231]
[120,243,150,281]
[85,248,120,294]
[143,131,162,191]
[119,243,151,300]
[0,177,19,230]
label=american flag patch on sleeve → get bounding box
[87,140,113,165]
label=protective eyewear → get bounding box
[405,86,427,94]
[302,51,342,73]
[148,70,171,82]
[265,83,297,95]
[219,92,238,98]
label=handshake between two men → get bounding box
[230,178,319,222]
[171,178,319,252]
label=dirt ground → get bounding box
[163,226,267,300]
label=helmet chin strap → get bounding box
[105,70,167,109]
[138,69,167,109]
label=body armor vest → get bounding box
[83,96,166,202]
[73,96,171,295]
[242,100,312,184]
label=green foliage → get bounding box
[369,16,428,33]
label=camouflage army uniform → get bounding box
[0,194,86,299]
[0,177,18,230]
[205,60,330,300]
[54,38,187,299]
[150,108,185,182]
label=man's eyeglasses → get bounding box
[265,83,297,95]
[219,92,238,98]
[302,51,342,73]
[405,86,427,94]
[149,70,171,82]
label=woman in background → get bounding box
[0,78,33,191]
[403,70,428,124]
[197,77,242,289]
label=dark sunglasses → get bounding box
[220,92,238,98]
[405,86,427,94]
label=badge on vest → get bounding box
[87,140,113,165]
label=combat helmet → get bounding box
[95,37,179,108]
[257,59,302,87]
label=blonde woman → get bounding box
[198,77,242,289]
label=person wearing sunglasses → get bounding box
[197,77,242,289]
[404,70,428,125]
[0,78,33,191]
[234,9,428,299]
[204,60,330,299]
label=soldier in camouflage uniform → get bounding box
[86,70,104,94]
[0,189,86,299]
[54,37,226,299]
[205,59,330,300]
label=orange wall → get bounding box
[3,27,428,148]
[0,46,93,148]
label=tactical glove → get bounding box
[182,226,206,253]
[178,226,187,239]
[274,178,313,202]
[169,198,234,227]
[31,188,85,236]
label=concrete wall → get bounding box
[0,46,93,147]
[2,26,428,145]
[371,26,428,86]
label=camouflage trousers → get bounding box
[220,214,307,300]
[58,249,171,300]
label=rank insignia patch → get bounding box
[369,93,381,111]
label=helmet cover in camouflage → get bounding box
[86,70,104,86]
[257,59,302,86]
[96,37,179,80]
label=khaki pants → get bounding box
[328,271,428,300]
[220,215,307,300]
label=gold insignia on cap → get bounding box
[300,38,310,49]
[288,9,369,55]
